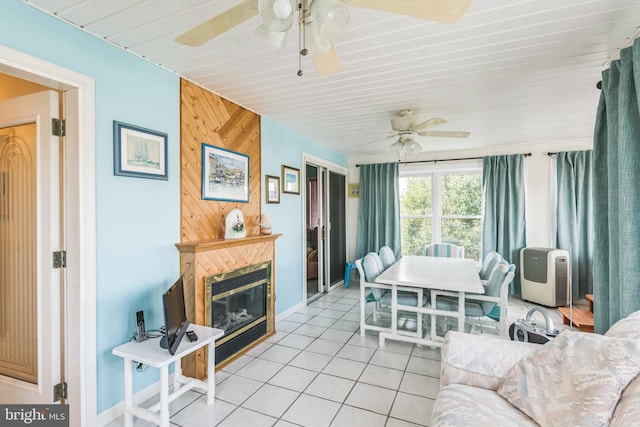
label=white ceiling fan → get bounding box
[175,0,472,76]
[364,109,470,155]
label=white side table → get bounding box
[112,324,224,427]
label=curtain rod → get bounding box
[355,153,532,167]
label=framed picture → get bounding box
[113,121,168,180]
[266,175,280,203]
[202,143,249,202]
[282,165,300,194]
[348,183,360,198]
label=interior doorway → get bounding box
[0,89,63,403]
[304,155,347,303]
[0,46,97,426]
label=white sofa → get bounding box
[432,311,640,426]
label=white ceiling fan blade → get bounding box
[412,117,447,131]
[419,130,470,138]
[312,45,342,76]
[356,134,396,146]
[342,0,472,24]
[175,0,257,47]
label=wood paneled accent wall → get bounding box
[179,79,277,379]
[180,79,261,241]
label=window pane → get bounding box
[401,218,432,256]
[442,174,482,216]
[399,176,431,216]
[441,218,482,261]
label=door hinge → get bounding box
[52,118,66,137]
[53,382,67,402]
[53,251,67,269]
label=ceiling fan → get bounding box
[365,109,470,155]
[175,0,472,76]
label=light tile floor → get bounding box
[107,280,582,427]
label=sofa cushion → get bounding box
[497,331,640,427]
[610,374,640,426]
[605,310,640,340]
[440,331,540,390]
[432,384,538,427]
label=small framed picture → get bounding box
[282,165,300,195]
[348,183,360,198]
[113,121,168,180]
[266,175,280,203]
[202,143,249,202]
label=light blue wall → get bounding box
[261,117,347,313]
[0,1,181,414]
[1,0,347,417]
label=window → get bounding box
[400,169,482,260]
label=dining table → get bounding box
[374,255,484,347]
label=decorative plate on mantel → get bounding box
[224,209,246,239]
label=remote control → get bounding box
[186,330,198,342]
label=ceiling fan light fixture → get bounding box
[273,0,294,19]
[312,0,350,42]
[389,140,404,155]
[406,139,422,155]
[304,18,332,55]
[258,0,295,32]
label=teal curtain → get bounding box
[593,39,640,333]
[356,163,401,259]
[555,150,593,300]
[482,155,526,294]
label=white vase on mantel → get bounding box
[224,209,246,239]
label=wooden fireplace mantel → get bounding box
[176,233,281,379]
[175,234,282,253]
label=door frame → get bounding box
[0,45,97,426]
[301,153,348,301]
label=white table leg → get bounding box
[360,283,366,337]
[430,293,437,341]
[123,358,133,427]
[174,354,182,390]
[458,291,465,332]
[207,343,216,404]
[391,285,398,334]
[416,289,423,339]
[159,365,170,427]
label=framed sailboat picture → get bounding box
[113,120,168,180]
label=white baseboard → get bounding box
[97,373,173,426]
[276,302,304,322]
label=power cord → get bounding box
[127,326,166,372]
[135,362,148,372]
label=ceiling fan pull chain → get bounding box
[297,0,305,76]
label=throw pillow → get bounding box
[605,310,640,340]
[497,332,640,427]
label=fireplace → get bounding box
[176,234,280,379]
[205,262,271,366]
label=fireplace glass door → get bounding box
[205,262,271,366]
[212,282,265,337]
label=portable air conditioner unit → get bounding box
[520,247,570,307]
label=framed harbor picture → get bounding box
[113,121,168,180]
[282,165,300,194]
[202,143,249,202]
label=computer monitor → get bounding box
[159,276,190,355]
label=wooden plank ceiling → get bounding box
[24,0,640,158]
